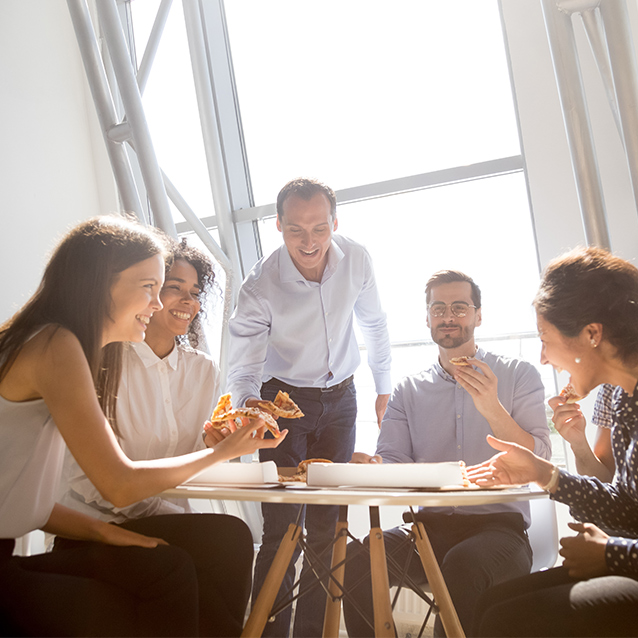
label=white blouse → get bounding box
[60,341,220,523]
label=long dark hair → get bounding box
[169,238,216,350]
[0,216,169,426]
[533,246,638,364]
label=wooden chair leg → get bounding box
[241,523,303,638]
[411,522,465,638]
[322,505,349,638]
[368,506,396,637]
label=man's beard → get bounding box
[431,324,474,349]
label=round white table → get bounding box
[165,483,547,638]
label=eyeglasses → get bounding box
[428,302,477,318]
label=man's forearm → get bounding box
[486,406,536,451]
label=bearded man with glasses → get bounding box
[343,270,551,638]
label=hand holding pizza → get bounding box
[549,394,588,448]
[203,413,287,460]
[452,358,503,420]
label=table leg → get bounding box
[411,521,465,638]
[322,505,348,638]
[241,523,303,638]
[368,507,396,637]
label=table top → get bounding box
[163,483,548,507]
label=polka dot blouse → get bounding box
[552,383,638,578]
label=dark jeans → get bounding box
[343,512,532,638]
[0,537,198,637]
[253,377,357,638]
[474,565,638,637]
[54,513,254,637]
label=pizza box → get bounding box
[306,462,464,489]
[185,460,279,485]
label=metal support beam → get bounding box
[542,0,611,249]
[182,0,243,288]
[96,0,177,237]
[598,0,638,218]
[136,0,173,95]
[67,0,143,218]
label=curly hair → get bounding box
[167,238,217,350]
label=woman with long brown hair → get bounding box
[0,216,284,636]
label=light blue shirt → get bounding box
[376,348,552,527]
[228,234,392,408]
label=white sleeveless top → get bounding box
[0,393,65,538]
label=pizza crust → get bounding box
[450,356,472,366]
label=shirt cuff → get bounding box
[372,371,393,396]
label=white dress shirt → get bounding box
[60,341,220,523]
[227,234,392,408]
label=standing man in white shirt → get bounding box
[227,177,392,637]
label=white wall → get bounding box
[0,0,116,323]
[501,0,638,268]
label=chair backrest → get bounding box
[528,496,559,572]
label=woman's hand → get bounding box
[549,395,587,447]
[560,522,609,579]
[202,416,287,460]
[466,435,554,487]
[97,523,168,548]
[42,504,167,548]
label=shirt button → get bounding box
[457,414,461,418]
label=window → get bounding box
[224,0,520,204]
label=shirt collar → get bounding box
[279,238,344,284]
[130,340,179,370]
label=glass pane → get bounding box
[224,0,520,205]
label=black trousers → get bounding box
[343,512,532,638]
[474,565,638,637]
[54,513,254,638]
[1,536,198,637]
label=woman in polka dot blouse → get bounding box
[468,246,638,637]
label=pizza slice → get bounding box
[278,458,332,483]
[559,383,587,404]
[211,392,233,420]
[208,394,282,438]
[257,391,304,419]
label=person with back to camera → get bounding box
[469,246,638,637]
[227,177,392,637]
[342,270,551,637]
[56,237,254,637]
[0,216,286,637]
